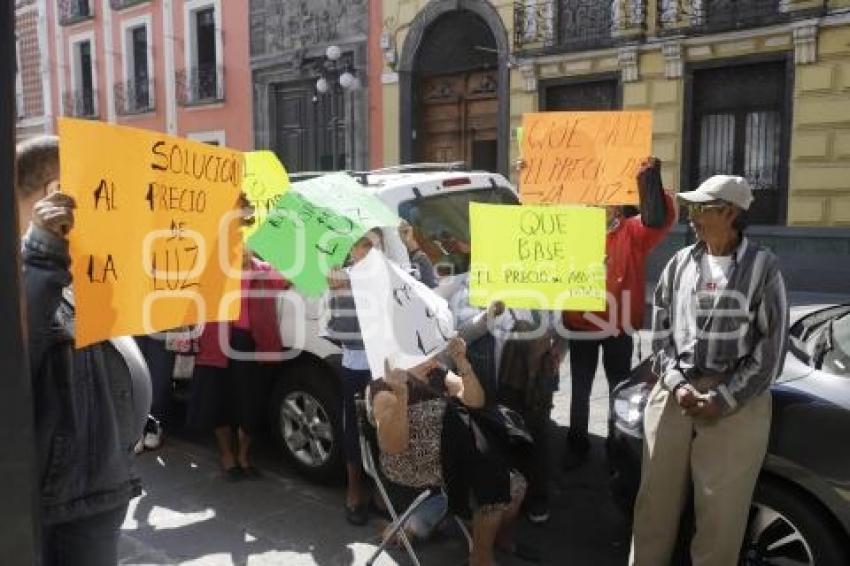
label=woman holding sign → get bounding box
[187,198,289,481]
[372,337,539,566]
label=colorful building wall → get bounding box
[16,0,252,150]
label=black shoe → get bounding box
[345,503,369,526]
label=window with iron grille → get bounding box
[178,4,223,105]
[687,60,789,225]
[558,0,614,50]
[59,0,93,26]
[660,0,791,35]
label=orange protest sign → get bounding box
[58,118,244,348]
[520,111,652,205]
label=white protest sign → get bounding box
[349,249,455,379]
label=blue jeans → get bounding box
[134,335,176,423]
[42,502,128,566]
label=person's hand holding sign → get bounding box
[327,267,350,290]
[33,192,76,240]
[488,300,506,319]
[383,359,410,401]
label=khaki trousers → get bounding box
[629,382,771,566]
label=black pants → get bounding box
[42,503,129,566]
[499,389,552,508]
[134,335,176,424]
[524,406,551,508]
[568,333,634,452]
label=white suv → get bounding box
[214,164,518,482]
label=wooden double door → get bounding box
[416,70,498,172]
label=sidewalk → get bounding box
[120,360,630,565]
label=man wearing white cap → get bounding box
[630,175,789,566]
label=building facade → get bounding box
[250,0,370,173]
[379,0,850,291]
[15,0,53,139]
[15,0,252,149]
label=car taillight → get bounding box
[442,177,471,188]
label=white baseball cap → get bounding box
[677,175,754,211]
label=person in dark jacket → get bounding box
[16,135,146,566]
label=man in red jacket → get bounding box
[563,158,676,468]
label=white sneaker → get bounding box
[142,418,163,450]
[143,430,162,450]
[133,438,145,454]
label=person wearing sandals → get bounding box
[372,337,540,566]
[188,198,289,481]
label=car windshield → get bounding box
[398,185,518,276]
[790,305,850,378]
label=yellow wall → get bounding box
[381,1,850,226]
[790,24,850,226]
[380,0,515,167]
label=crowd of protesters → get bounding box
[16,133,787,566]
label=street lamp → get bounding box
[313,44,357,171]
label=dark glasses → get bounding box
[685,202,727,215]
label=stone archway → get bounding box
[399,0,510,176]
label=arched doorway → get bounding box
[399,1,510,175]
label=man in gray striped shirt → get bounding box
[630,175,789,566]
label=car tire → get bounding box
[744,478,849,566]
[269,360,344,484]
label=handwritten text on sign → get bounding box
[59,118,243,348]
[247,173,400,297]
[242,151,290,240]
[247,191,360,297]
[520,111,652,206]
[469,203,606,311]
[350,249,455,379]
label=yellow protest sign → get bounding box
[58,118,244,348]
[469,203,606,311]
[520,111,652,206]
[242,151,290,239]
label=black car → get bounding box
[609,304,850,565]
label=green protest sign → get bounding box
[247,191,360,297]
[293,172,399,228]
[247,173,400,296]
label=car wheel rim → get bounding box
[743,502,814,566]
[279,391,334,468]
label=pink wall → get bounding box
[45,0,252,151]
[367,0,384,169]
[172,0,252,150]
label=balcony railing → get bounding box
[58,0,94,26]
[176,65,225,106]
[514,0,618,53]
[63,89,98,118]
[109,0,149,9]
[114,78,154,115]
[658,0,790,35]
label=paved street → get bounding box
[119,294,849,565]
[119,336,647,566]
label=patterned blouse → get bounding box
[380,398,447,488]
